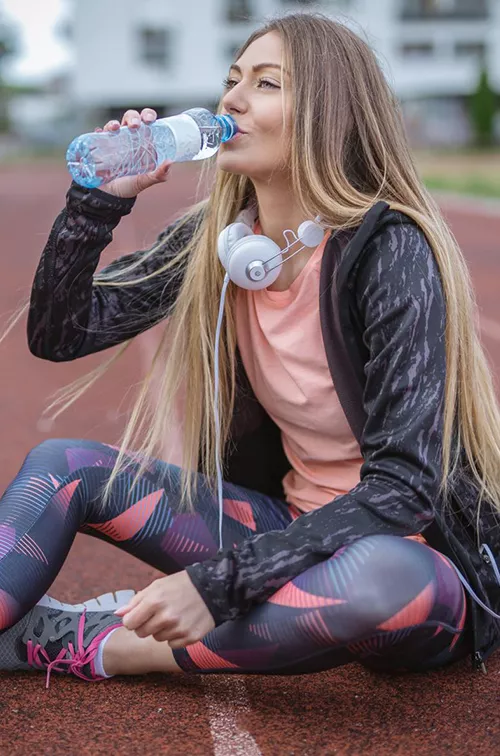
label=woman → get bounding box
[1,12,500,690]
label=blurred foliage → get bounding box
[424,174,500,199]
[415,147,500,198]
[468,67,498,148]
[0,14,19,132]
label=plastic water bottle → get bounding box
[66,107,238,189]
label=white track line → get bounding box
[137,332,260,755]
[201,677,262,756]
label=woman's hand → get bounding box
[113,570,216,648]
[95,107,173,198]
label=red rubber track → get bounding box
[0,163,498,755]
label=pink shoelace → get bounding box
[26,607,122,689]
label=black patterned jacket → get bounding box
[28,182,500,673]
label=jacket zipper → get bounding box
[474,651,488,674]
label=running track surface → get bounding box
[0,163,498,756]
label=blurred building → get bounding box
[20,0,500,146]
[7,73,77,147]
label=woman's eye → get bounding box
[221,77,279,90]
[259,79,279,89]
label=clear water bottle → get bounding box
[66,107,238,189]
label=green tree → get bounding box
[469,66,498,148]
[0,15,18,132]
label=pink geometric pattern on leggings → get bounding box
[0,525,16,559]
[48,474,60,490]
[104,444,156,473]
[348,628,415,657]
[65,448,119,474]
[160,514,217,566]
[248,622,273,641]
[184,642,241,669]
[51,479,82,519]
[25,476,56,495]
[267,581,347,608]
[430,549,467,650]
[450,586,467,650]
[296,608,339,646]
[86,489,164,541]
[223,499,257,531]
[0,589,19,629]
[14,533,49,564]
[376,581,434,631]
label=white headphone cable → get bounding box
[214,273,231,550]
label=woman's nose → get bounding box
[222,87,247,115]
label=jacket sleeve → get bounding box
[27,181,196,361]
[185,221,447,625]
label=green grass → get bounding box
[423,174,500,199]
[0,146,65,165]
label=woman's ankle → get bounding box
[102,625,183,675]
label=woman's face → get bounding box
[217,32,292,182]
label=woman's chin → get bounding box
[216,156,253,177]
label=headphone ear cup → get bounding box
[218,222,254,270]
[226,235,282,291]
[297,220,325,247]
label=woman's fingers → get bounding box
[121,109,141,128]
[98,107,158,134]
[154,159,173,180]
[141,108,157,124]
[101,121,119,132]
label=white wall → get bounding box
[70,0,500,109]
[72,0,242,107]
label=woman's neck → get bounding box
[253,185,307,250]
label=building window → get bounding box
[401,0,488,20]
[138,28,172,67]
[226,0,253,23]
[455,41,487,61]
[400,42,434,59]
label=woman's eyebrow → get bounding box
[229,63,287,75]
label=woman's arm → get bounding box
[27,181,197,361]
[185,221,447,625]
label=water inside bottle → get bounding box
[190,126,222,160]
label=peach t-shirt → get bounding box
[235,220,427,546]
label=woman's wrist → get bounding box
[66,181,137,221]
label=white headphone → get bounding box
[217,203,326,290]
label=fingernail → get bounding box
[131,118,140,127]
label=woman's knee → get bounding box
[326,534,438,630]
[22,438,113,477]
[24,438,76,464]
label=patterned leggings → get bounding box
[0,439,471,675]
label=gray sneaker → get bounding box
[0,590,135,689]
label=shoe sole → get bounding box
[37,590,136,612]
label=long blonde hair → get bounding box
[4,12,500,531]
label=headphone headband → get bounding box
[218,205,326,291]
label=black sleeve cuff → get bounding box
[66,180,137,221]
